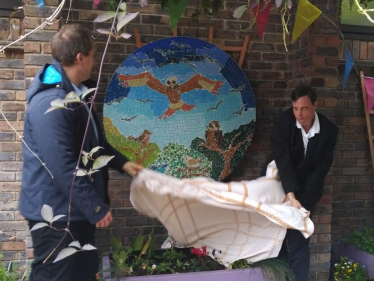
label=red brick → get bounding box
[2,241,26,251]
[24,42,41,53]
[360,41,368,60]
[1,102,25,111]
[16,91,25,101]
[24,66,40,77]
[26,248,34,259]
[0,142,22,152]
[326,37,340,47]
[0,121,24,131]
[368,42,374,60]
[0,70,13,79]
[318,215,332,224]
[42,42,52,54]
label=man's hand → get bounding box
[96,211,112,228]
[122,161,144,177]
[287,192,304,209]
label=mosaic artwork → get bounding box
[103,37,256,180]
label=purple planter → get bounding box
[102,256,265,281]
[340,242,374,279]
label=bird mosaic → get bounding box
[118,72,224,119]
[103,37,256,180]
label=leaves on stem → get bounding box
[233,5,247,19]
[54,248,78,263]
[94,11,116,22]
[93,155,115,170]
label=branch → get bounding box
[0,109,54,178]
[0,1,65,53]
[199,142,222,153]
[229,132,241,149]
[232,133,253,151]
[354,0,374,23]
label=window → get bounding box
[341,1,374,40]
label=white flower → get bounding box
[152,264,157,269]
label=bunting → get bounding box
[291,0,321,43]
[34,0,44,8]
[364,77,374,112]
[343,47,354,90]
[94,0,101,7]
[168,0,189,32]
[252,2,272,38]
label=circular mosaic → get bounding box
[104,37,256,180]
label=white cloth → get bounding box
[296,112,320,155]
[130,161,314,266]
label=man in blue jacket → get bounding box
[19,24,143,281]
[261,85,338,281]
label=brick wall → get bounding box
[0,0,373,280]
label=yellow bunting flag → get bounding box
[291,0,322,43]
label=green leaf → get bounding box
[90,146,104,155]
[92,155,115,170]
[94,11,116,22]
[44,105,65,114]
[53,247,78,263]
[119,251,128,261]
[65,91,79,100]
[117,33,132,40]
[131,236,144,252]
[52,215,66,222]
[87,169,100,175]
[41,204,53,223]
[96,29,115,37]
[50,98,65,107]
[110,236,122,250]
[81,88,97,100]
[69,241,82,249]
[75,169,88,176]
[233,5,247,19]
[119,2,127,11]
[82,155,88,166]
[30,222,49,231]
[117,12,139,32]
[82,244,97,251]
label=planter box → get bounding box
[340,242,374,279]
[102,256,265,281]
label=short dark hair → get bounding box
[51,24,93,66]
[291,85,317,104]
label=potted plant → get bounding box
[332,256,367,281]
[98,234,294,281]
[340,227,374,279]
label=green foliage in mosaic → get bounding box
[191,120,255,180]
[104,117,160,167]
[149,143,212,178]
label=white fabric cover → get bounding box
[130,161,314,266]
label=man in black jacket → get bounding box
[261,85,338,281]
[19,24,143,281]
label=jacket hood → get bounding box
[26,61,75,103]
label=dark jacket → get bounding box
[261,108,338,209]
[19,61,128,224]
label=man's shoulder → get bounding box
[317,112,338,134]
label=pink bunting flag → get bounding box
[94,0,101,7]
[365,77,374,112]
[252,2,272,38]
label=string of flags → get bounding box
[32,0,373,110]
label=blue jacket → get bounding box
[19,61,128,224]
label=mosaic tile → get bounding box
[104,37,256,180]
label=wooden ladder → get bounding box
[133,26,249,68]
[360,70,374,170]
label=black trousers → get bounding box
[28,220,98,281]
[279,207,315,281]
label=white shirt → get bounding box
[296,112,320,156]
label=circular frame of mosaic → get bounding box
[104,37,256,181]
